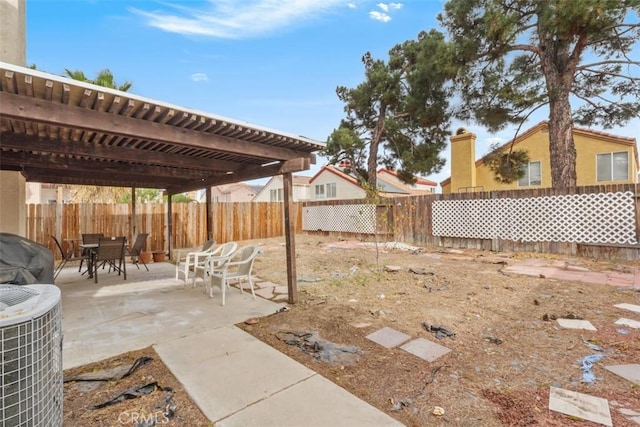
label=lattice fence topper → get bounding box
[303,204,376,234]
[432,191,638,245]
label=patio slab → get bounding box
[548,387,612,427]
[400,338,451,362]
[614,318,640,329]
[614,303,640,314]
[605,364,640,385]
[57,262,279,369]
[155,326,316,423]
[556,318,597,331]
[366,327,412,348]
[216,373,403,427]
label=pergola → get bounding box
[0,61,324,302]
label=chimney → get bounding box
[337,159,352,171]
[449,128,477,192]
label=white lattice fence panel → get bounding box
[512,192,637,244]
[433,191,637,245]
[432,199,498,239]
[303,204,376,233]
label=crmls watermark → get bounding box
[118,410,170,425]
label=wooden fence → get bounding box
[304,183,640,261]
[28,202,303,260]
[29,184,640,262]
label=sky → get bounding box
[25,0,640,188]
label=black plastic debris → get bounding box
[91,382,160,409]
[423,322,455,339]
[484,337,503,345]
[64,356,153,383]
[276,331,361,365]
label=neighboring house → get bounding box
[377,168,437,194]
[440,121,639,193]
[193,183,260,203]
[308,165,438,201]
[252,175,311,202]
[26,183,71,204]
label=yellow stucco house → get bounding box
[440,121,638,193]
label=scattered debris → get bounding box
[384,265,402,272]
[276,331,361,365]
[616,328,630,335]
[297,277,322,283]
[90,381,172,410]
[409,267,433,275]
[244,317,260,325]
[64,356,153,383]
[485,337,503,345]
[432,406,445,416]
[533,299,540,306]
[580,354,605,383]
[424,284,448,292]
[423,322,456,339]
[275,307,289,314]
[390,398,413,411]
[582,339,603,352]
[542,312,583,321]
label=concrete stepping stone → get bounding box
[366,327,411,349]
[400,338,451,362]
[605,364,640,385]
[255,281,278,289]
[556,318,597,331]
[254,287,275,299]
[548,387,612,427]
[272,286,289,295]
[615,318,640,329]
[272,293,289,302]
[614,303,640,314]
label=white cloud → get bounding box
[369,10,391,22]
[190,73,209,82]
[369,2,403,22]
[130,0,346,39]
[347,2,357,9]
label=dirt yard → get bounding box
[63,234,640,426]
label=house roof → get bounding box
[310,165,436,196]
[212,183,256,195]
[440,121,638,186]
[0,62,323,195]
[377,168,437,187]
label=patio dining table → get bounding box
[79,243,98,278]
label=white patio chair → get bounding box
[175,239,216,284]
[193,241,238,288]
[207,245,260,306]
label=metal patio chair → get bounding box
[127,233,149,271]
[51,235,89,279]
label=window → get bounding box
[326,183,336,198]
[314,184,325,199]
[269,189,283,202]
[518,161,542,187]
[597,151,629,182]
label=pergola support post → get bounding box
[167,194,173,259]
[283,172,298,304]
[206,186,213,241]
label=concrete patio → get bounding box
[56,260,403,426]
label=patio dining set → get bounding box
[51,233,150,283]
[52,233,261,305]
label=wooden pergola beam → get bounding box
[1,92,311,161]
